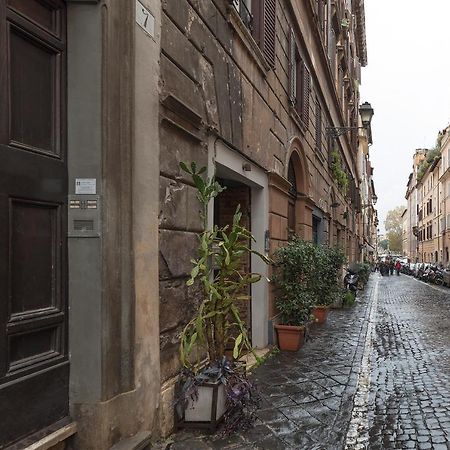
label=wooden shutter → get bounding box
[295,56,303,115]
[329,28,336,77]
[262,0,276,68]
[315,99,322,151]
[290,29,310,127]
[302,63,311,126]
[288,29,296,106]
[252,0,276,69]
[251,0,262,47]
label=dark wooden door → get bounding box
[214,182,252,341]
[0,0,69,447]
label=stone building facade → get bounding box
[158,0,374,435]
[405,127,450,264]
[405,149,427,261]
[0,0,376,448]
[358,135,378,261]
[421,157,441,263]
[438,126,450,263]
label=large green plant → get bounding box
[330,150,349,194]
[272,238,316,326]
[179,162,269,371]
[272,238,345,325]
[312,245,346,306]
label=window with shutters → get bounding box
[232,0,277,69]
[329,28,336,77]
[232,0,252,29]
[289,29,311,128]
[315,99,322,153]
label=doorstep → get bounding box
[23,422,77,450]
[239,347,273,371]
[109,431,152,450]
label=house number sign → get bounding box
[136,1,155,38]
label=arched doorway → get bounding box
[285,140,311,240]
[287,159,297,237]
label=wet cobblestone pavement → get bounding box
[153,275,450,449]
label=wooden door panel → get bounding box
[9,23,62,156]
[0,363,69,447]
[0,146,67,200]
[10,28,55,153]
[10,200,60,314]
[0,0,68,446]
[9,326,57,365]
[7,0,62,37]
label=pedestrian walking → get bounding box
[395,259,401,276]
[389,260,394,276]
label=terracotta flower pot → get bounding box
[312,305,330,324]
[274,324,305,351]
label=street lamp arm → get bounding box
[325,126,367,138]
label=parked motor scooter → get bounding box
[433,267,444,286]
[427,265,444,285]
[420,265,432,283]
[416,264,426,280]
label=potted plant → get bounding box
[310,245,346,324]
[272,238,316,351]
[175,162,269,432]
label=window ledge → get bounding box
[289,105,307,134]
[227,6,271,76]
[315,147,327,164]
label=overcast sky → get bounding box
[360,0,450,233]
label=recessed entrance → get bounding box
[213,140,269,349]
[215,180,252,340]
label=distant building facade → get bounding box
[404,127,450,265]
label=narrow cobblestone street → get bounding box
[156,274,450,449]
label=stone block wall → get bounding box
[158,0,364,384]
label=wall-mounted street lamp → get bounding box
[361,194,378,209]
[326,102,374,139]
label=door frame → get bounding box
[212,138,269,349]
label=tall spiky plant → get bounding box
[179,162,269,371]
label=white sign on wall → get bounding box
[136,0,155,38]
[75,178,97,195]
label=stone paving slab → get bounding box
[153,275,450,449]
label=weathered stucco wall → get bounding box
[68,0,162,448]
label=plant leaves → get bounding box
[179,161,191,174]
[233,333,243,359]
